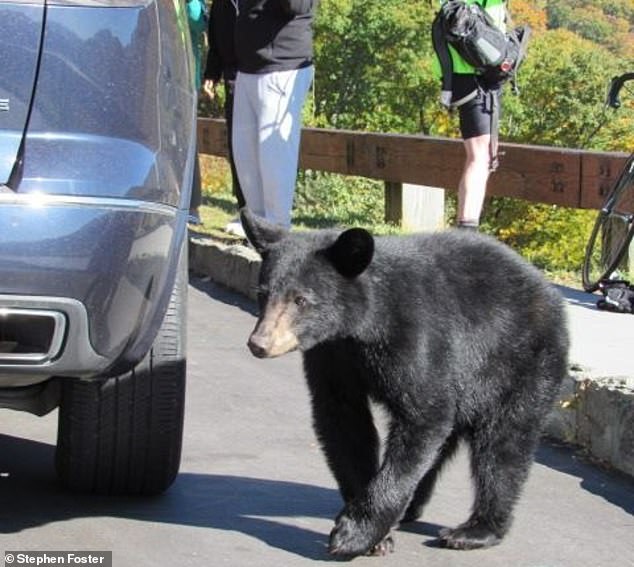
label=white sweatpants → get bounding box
[232,66,314,228]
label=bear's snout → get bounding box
[247,301,300,358]
[247,333,270,358]
[247,327,299,358]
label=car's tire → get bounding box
[55,241,187,495]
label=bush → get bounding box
[293,171,401,234]
[200,155,231,196]
[482,198,595,271]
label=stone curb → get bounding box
[189,236,634,479]
[189,235,261,301]
[547,372,633,477]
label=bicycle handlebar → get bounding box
[607,72,634,109]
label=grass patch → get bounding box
[195,157,403,236]
[192,156,241,241]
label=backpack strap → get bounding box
[432,8,454,107]
[479,83,501,171]
[510,25,531,95]
[489,90,500,171]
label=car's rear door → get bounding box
[0,0,45,185]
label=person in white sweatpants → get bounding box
[232,65,313,228]
[232,0,317,230]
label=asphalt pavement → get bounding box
[561,285,634,380]
[1,277,633,567]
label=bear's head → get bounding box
[240,208,375,358]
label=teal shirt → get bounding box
[187,0,207,89]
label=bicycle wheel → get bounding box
[582,153,634,292]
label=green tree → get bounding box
[546,0,634,58]
[308,1,634,272]
[501,29,629,150]
[313,0,436,132]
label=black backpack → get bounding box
[597,280,634,314]
[432,0,531,105]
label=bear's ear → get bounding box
[323,228,374,278]
[240,207,287,254]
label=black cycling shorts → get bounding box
[451,74,500,140]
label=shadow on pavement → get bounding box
[556,285,599,311]
[535,440,634,515]
[2,433,632,557]
[189,274,257,316]
[0,434,335,559]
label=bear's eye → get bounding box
[294,295,307,308]
[254,285,270,309]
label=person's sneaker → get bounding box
[225,218,246,238]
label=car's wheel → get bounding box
[55,241,187,495]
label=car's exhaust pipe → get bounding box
[0,308,66,365]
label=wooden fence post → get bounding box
[384,181,402,226]
[385,182,445,232]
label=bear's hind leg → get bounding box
[401,432,459,523]
[440,425,540,550]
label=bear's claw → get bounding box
[328,514,394,558]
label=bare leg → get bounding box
[457,134,491,225]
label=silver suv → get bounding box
[0,0,197,494]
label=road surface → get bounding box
[1,277,633,567]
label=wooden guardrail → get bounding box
[197,117,629,222]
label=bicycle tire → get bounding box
[582,153,634,292]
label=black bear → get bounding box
[241,208,568,558]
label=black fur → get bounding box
[242,209,569,558]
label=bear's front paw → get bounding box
[328,513,394,558]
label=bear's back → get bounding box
[369,229,566,344]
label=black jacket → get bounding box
[235,0,317,74]
[204,0,239,82]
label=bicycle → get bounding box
[582,72,634,293]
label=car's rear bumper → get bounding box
[0,193,187,384]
